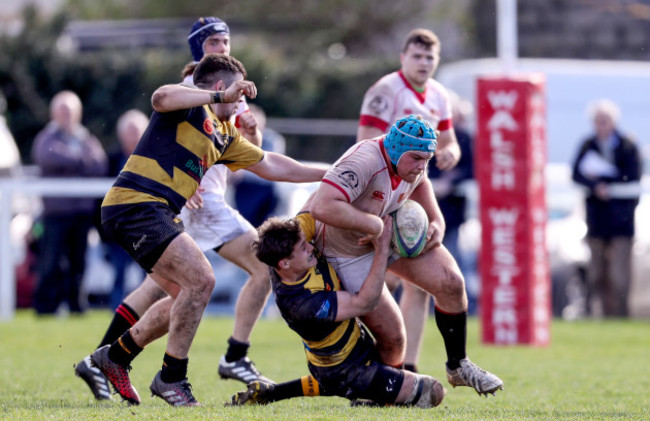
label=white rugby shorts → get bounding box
[179,192,253,252]
[327,251,400,294]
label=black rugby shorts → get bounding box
[102,202,184,273]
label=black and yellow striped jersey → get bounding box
[271,212,374,368]
[102,104,263,219]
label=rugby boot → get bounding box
[218,355,275,384]
[446,358,504,396]
[227,380,275,406]
[90,345,140,405]
[149,370,200,407]
[74,355,112,400]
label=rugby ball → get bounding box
[390,200,429,258]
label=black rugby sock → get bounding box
[98,303,140,348]
[108,329,143,367]
[272,375,331,401]
[434,306,467,370]
[161,352,189,383]
[225,336,250,362]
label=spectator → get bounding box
[427,91,475,313]
[571,99,641,318]
[103,109,148,310]
[0,89,21,176]
[31,90,108,315]
[233,104,286,227]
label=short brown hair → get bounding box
[193,54,247,89]
[402,28,440,53]
[253,217,302,268]
[181,61,198,80]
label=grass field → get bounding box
[0,310,648,420]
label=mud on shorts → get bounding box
[179,192,252,252]
[102,202,184,273]
[309,353,404,404]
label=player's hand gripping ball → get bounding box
[390,200,429,258]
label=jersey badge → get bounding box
[203,117,214,135]
[315,299,331,320]
[338,170,359,189]
[371,190,385,201]
[368,95,388,115]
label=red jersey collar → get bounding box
[398,70,426,104]
[378,138,403,190]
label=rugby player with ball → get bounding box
[308,115,503,396]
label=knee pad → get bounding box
[407,375,446,408]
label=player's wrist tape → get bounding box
[211,91,225,104]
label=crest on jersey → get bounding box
[368,95,388,115]
[338,170,359,189]
[203,117,214,135]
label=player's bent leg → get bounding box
[76,276,169,401]
[399,281,430,371]
[218,229,271,343]
[390,244,467,313]
[360,286,406,367]
[122,275,169,315]
[391,246,504,396]
[129,295,174,347]
[150,232,215,358]
[217,229,274,384]
[397,372,445,408]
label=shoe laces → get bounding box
[180,381,197,402]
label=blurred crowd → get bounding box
[0,37,644,321]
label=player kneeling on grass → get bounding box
[227,215,445,408]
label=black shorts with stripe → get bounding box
[308,332,404,404]
[101,202,184,273]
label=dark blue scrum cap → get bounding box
[188,17,230,62]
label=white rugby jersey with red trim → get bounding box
[358,70,453,133]
[314,137,425,258]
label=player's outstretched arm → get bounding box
[246,152,328,183]
[334,216,393,321]
[151,81,256,113]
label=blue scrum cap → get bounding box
[188,17,230,62]
[383,115,437,166]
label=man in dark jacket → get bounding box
[572,99,641,317]
[31,90,108,314]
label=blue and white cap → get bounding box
[188,17,230,62]
[383,115,437,166]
